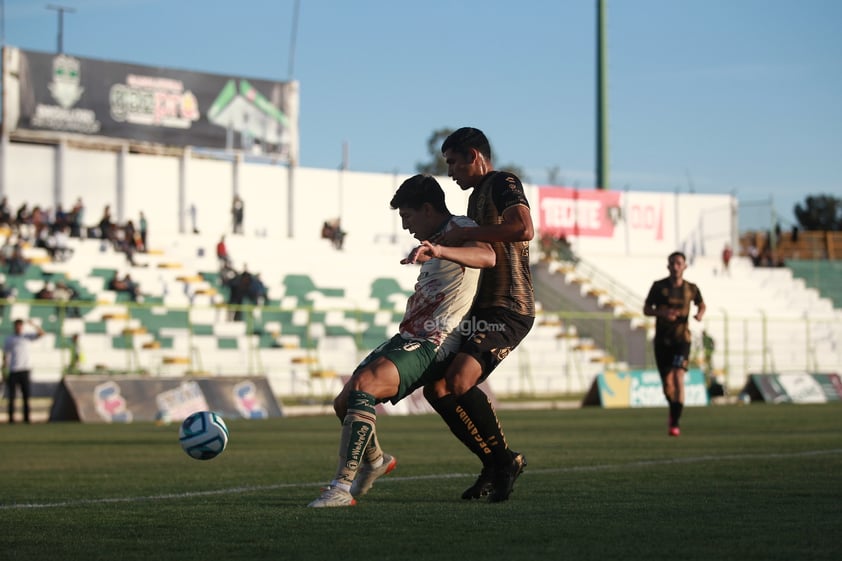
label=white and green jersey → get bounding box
[399,215,481,359]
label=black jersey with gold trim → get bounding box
[467,171,535,317]
[645,277,704,345]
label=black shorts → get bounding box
[458,307,534,382]
[654,342,691,378]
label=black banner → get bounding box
[3,47,297,159]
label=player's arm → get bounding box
[440,205,534,245]
[410,240,495,269]
[642,286,659,317]
[642,302,663,318]
[643,288,677,320]
[694,299,706,322]
[29,319,45,338]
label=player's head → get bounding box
[390,174,449,240]
[441,127,493,190]
[667,251,687,278]
[13,318,24,333]
[441,127,492,161]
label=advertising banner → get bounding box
[536,185,732,258]
[3,47,298,161]
[538,186,622,239]
[741,373,842,404]
[582,369,709,408]
[48,376,284,423]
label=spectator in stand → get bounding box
[31,206,46,240]
[0,273,17,315]
[139,211,148,251]
[98,205,114,241]
[189,204,199,234]
[227,270,252,322]
[35,281,55,301]
[0,197,11,228]
[216,235,231,269]
[7,240,28,275]
[108,273,141,302]
[66,333,84,375]
[3,318,45,423]
[748,243,760,267]
[46,226,74,262]
[15,203,30,239]
[0,237,12,270]
[53,203,69,233]
[124,220,136,249]
[231,195,244,234]
[53,281,81,318]
[721,244,733,276]
[70,197,85,238]
[250,273,268,306]
[321,218,346,250]
[119,220,142,266]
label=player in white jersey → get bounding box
[308,174,495,508]
[398,213,483,359]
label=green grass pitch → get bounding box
[1,403,840,561]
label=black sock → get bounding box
[669,401,684,427]
[456,387,512,466]
[429,393,493,465]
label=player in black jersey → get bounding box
[643,251,706,436]
[419,127,535,502]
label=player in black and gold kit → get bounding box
[421,127,535,502]
[643,251,706,436]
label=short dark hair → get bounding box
[390,174,448,214]
[13,319,23,326]
[668,251,686,262]
[441,127,492,161]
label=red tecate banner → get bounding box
[538,186,622,238]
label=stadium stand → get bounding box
[5,226,840,402]
[547,252,842,391]
[785,260,842,309]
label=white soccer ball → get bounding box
[179,411,229,460]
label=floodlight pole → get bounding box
[287,0,300,80]
[286,0,301,238]
[595,0,609,190]
[46,4,76,54]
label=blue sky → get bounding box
[4,0,841,230]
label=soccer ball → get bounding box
[179,411,229,460]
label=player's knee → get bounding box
[423,378,448,402]
[332,395,347,419]
[446,377,474,397]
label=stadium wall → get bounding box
[1,141,732,258]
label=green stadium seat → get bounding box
[217,337,239,349]
[370,277,411,310]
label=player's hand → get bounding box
[402,244,434,265]
[663,309,679,321]
[400,246,420,265]
[403,241,439,265]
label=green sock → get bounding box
[333,390,376,487]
